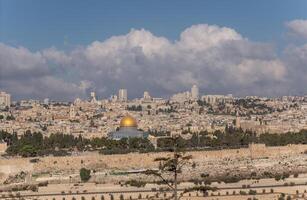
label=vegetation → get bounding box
[126,105,142,111]
[79,168,91,182]
[1,127,307,157]
[145,136,215,200]
[124,180,146,188]
[1,130,154,157]
[158,127,307,149]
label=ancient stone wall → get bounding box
[1,144,307,181]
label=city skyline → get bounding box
[1,1,307,100]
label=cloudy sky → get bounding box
[1,0,307,100]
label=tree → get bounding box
[80,168,91,182]
[20,145,37,157]
[145,136,215,200]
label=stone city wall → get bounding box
[0,144,306,180]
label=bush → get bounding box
[125,180,146,188]
[222,176,241,183]
[275,174,282,181]
[239,191,247,195]
[248,190,257,195]
[38,181,48,187]
[80,168,91,182]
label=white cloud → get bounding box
[286,19,307,39]
[1,23,307,100]
[177,24,243,51]
[0,44,87,100]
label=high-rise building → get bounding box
[118,89,128,102]
[191,85,199,100]
[0,91,11,109]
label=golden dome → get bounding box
[120,115,137,127]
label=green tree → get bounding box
[80,168,91,182]
[145,136,215,200]
[20,145,37,157]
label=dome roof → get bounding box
[120,115,137,127]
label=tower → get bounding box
[118,89,127,102]
[69,104,76,119]
[90,92,97,103]
[0,91,11,108]
[191,85,199,100]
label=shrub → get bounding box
[275,174,282,181]
[248,190,257,195]
[125,180,146,188]
[80,168,91,182]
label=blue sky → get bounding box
[1,0,307,51]
[1,0,307,100]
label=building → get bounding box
[191,85,199,100]
[109,115,147,140]
[143,91,151,101]
[171,91,191,102]
[90,92,97,103]
[0,91,11,109]
[118,89,128,102]
[143,91,152,102]
[202,95,233,105]
[43,98,49,105]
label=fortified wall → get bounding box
[0,144,307,182]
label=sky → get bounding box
[1,0,307,100]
